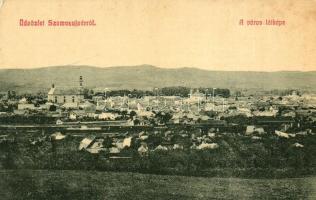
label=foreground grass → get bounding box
[0,170,315,200]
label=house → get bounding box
[138,142,149,156]
[17,103,35,110]
[154,145,168,151]
[173,144,184,150]
[245,126,265,135]
[122,137,132,148]
[188,89,205,102]
[50,132,66,140]
[137,110,154,118]
[197,142,219,150]
[13,109,27,115]
[62,102,79,109]
[79,101,96,113]
[251,136,262,140]
[109,147,121,155]
[293,143,304,148]
[98,112,118,120]
[252,108,278,117]
[86,138,105,154]
[56,119,63,125]
[79,137,94,150]
[275,130,289,138]
[69,112,77,120]
[17,97,36,110]
[68,110,85,119]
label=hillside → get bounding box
[0,65,315,92]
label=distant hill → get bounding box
[0,65,315,93]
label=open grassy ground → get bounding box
[0,170,316,200]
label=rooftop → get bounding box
[48,87,82,95]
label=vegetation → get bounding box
[103,87,230,98]
[107,89,155,98]
[1,132,316,179]
[0,169,313,200]
[0,115,57,124]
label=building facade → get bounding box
[47,76,84,104]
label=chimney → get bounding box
[52,84,55,88]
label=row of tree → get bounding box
[94,87,231,98]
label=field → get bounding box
[0,170,315,200]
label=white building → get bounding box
[47,76,84,104]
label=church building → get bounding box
[48,76,84,104]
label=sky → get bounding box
[0,0,315,71]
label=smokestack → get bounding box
[52,84,55,88]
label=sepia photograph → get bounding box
[0,0,316,199]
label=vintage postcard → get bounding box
[0,0,315,199]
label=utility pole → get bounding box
[127,95,129,110]
[155,87,159,108]
[222,98,224,112]
[213,88,216,110]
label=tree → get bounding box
[133,119,140,125]
[130,110,137,119]
[155,112,173,124]
[121,110,128,119]
[49,104,57,111]
[102,136,113,148]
